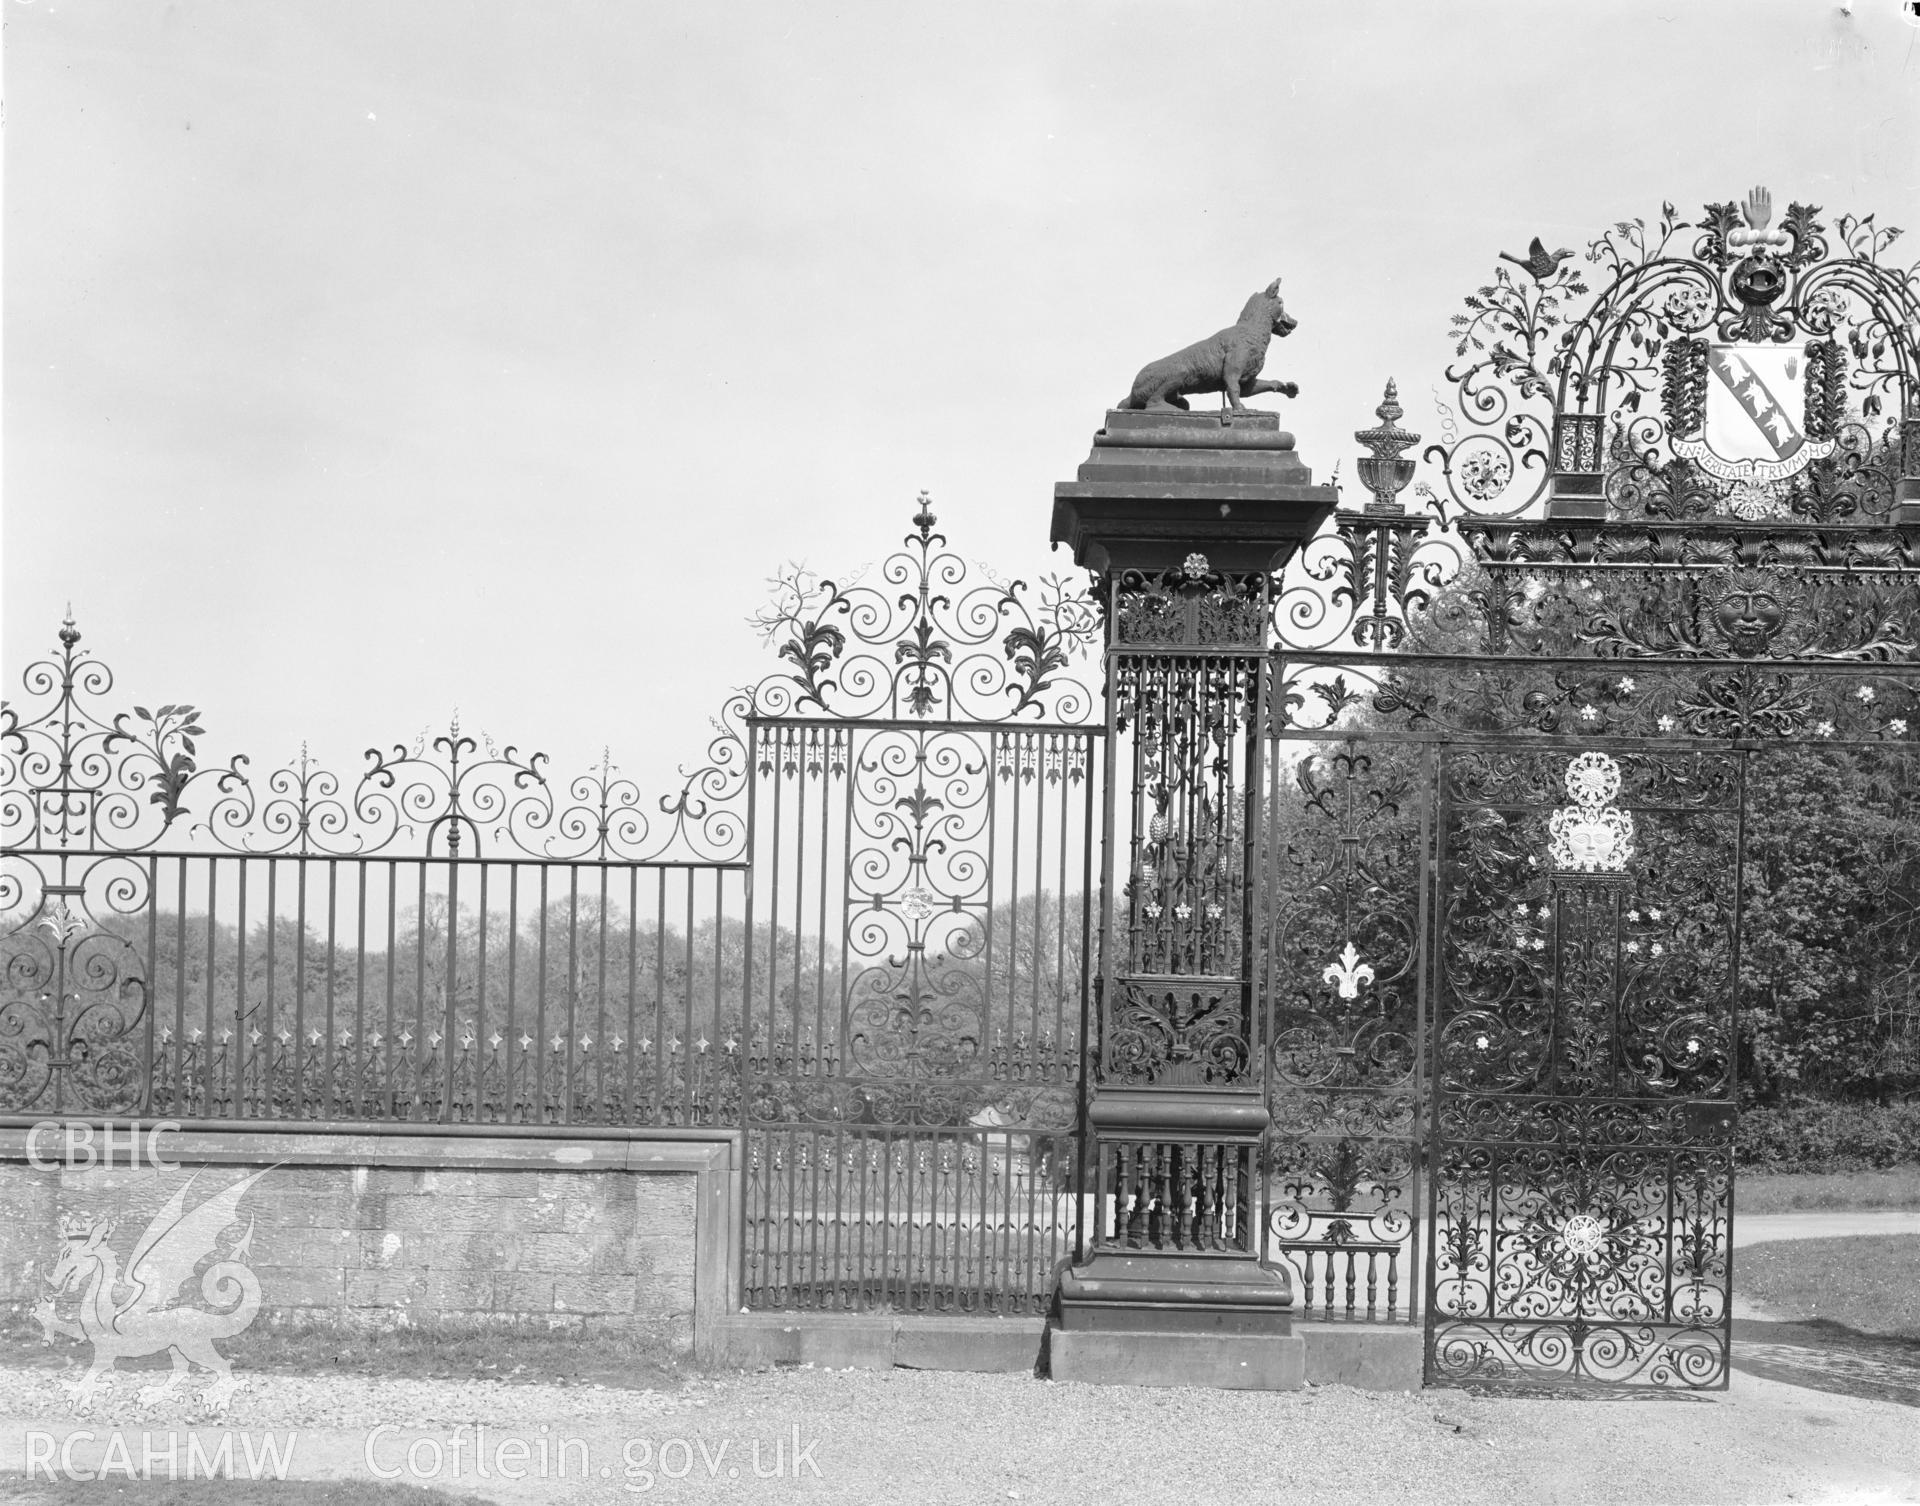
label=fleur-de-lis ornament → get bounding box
[1322,941,1375,1000]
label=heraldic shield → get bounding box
[1671,341,1837,490]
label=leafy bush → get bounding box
[1736,1098,1920,1172]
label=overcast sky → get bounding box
[5,1,1916,812]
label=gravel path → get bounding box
[1736,1211,1920,1245]
[1,1355,1915,1505]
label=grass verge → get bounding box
[1737,1234,1920,1338]
[1737,1165,1920,1213]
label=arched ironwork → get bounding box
[1262,188,1920,1390]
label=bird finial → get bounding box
[1497,237,1575,282]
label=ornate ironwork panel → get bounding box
[735,500,1102,1313]
[1263,187,1920,1386]
[1106,628,1264,1092]
[0,618,751,1126]
[1260,732,1429,1322]
[1425,744,1743,1388]
[1087,1137,1258,1254]
[740,718,1096,1311]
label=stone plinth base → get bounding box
[1048,1327,1306,1390]
[1049,1251,1301,1388]
[1051,408,1337,574]
[1055,1252,1295,1333]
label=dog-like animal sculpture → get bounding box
[1117,279,1300,414]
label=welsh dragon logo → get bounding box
[35,1169,271,1412]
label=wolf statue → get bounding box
[1117,279,1300,415]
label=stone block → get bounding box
[240,1164,339,1197]
[631,1273,693,1318]
[493,1272,556,1312]
[342,1270,430,1310]
[550,1273,638,1314]
[711,1314,896,1370]
[350,1193,391,1230]
[506,1232,597,1275]
[356,1229,410,1270]
[423,1169,535,1199]
[894,1317,1045,1373]
[631,1173,697,1218]
[1048,1328,1306,1390]
[248,1266,346,1309]
[1298,1322,1424,1390]
[601,1233,691,1281]
[456,1232,514,1270]
[247,1190,357,1230]
[379,1196,502,1233]
[417,1268,495,1312]
[358,1167,428,1196]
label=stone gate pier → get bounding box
[1047,406,1335,1388]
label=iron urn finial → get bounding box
[1354,379,1421,514]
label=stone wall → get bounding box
[0,1128,737,1357]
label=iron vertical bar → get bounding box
[175,860,188,1118]
[1006,731,1022,1082]
[597,863,610,1123]
[1032,731,1047,1085]
[812,730,830,1084]
[235,860,250,1114]
[142,854,158,1115]
[1423,745,1452,1382]
[535,866,548,1123]
[296,859,311,1118]
[563,865,578,1125]
[682,870,696,1124]
[412,861,427,1118]
[1077,730,1098,1263]
[1722,745,1752,1364]
[738,730,761,1313]
[1411,740,1436,1324]
[792,730,809,1076]
[203,864,217,1117]
[505,867,519,1122]
[654,872,666,1120]
[383,862,397,1117]
[353,863,367,1119]
[325,860,338,1119]
[475,862,488,1122]
[711,868,725,1128]
[626,866,640,1123]
[834,730,852,1088]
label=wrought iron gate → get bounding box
[1260,734,1429,1324]
[1425,742,1743,1386]
[735,500,1102,1312]
[1264,186,1920,1389]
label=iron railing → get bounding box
[4,848,745,1125]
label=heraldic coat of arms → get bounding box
[1664,187,1847,519]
